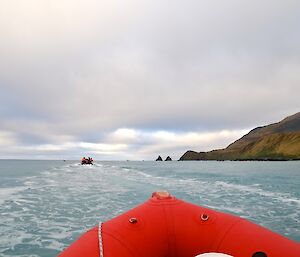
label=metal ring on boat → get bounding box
[201,213,209,221]
[129,217,138,224]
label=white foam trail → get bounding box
[215,181,300,207]
[1,161,300,256]
[0,187,27,205]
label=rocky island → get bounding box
[180,112,300,161]
[156,155,163,161]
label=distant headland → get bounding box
[179,112,300,161]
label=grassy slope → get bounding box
[239,132,300,159]
[180,112,300,160]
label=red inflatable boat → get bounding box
[59,191,300,257]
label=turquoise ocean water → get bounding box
[0,160,299,256]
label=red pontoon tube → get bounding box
[59,191,300,257]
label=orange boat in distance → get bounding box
[81,157,93,165]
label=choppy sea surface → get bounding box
[0,160,299,256]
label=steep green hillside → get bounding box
[180,112,300,161]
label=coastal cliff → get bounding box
[180,112,300,161]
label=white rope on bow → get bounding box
[98,222,104,257]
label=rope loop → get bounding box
[98,222,104,257]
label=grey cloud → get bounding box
[0,0,299,158]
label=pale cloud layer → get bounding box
[0,128,248,160]
[0,0,299,159]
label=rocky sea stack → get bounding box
[180,112,300,161]
[156,155,163,161]
[165,156,172,161]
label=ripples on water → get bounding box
[0,160,299,256]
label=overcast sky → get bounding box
[0,0,299,160]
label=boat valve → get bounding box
[129,217,138,224]
[252,252,267,257]
[201,213,209,221]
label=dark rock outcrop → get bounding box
[180,112,300,161]
[165,156,172,161]
[156,155,163,161]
